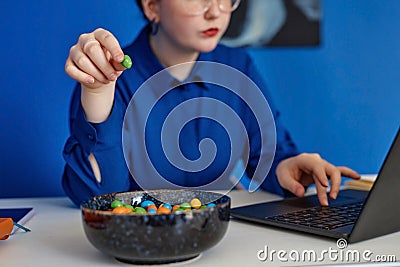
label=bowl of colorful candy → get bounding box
[81,189,230,264]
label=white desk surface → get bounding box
[1,190,399,267]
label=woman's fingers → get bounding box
[78,34,119,82]
[66,29,127,86]
[276,166,306,197]
[314,177,329,206]
[317,160,342,200]
[70,45,109,84]
[276,153,361,206]
[65,56,94,85]
[337,166,361,180]
[93,28,124,63]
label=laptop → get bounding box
[231,127,400,243]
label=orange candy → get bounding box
[0,218,14,240]
[112,206,133,214]
[147,204,157,211]
[157,207,171,214]
[172,205,180,212]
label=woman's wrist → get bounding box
[81,82,116,123]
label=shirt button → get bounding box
[87,134,94,140]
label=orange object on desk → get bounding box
[0,218,14,240]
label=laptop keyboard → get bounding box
[266,201,364,230]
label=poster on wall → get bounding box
[221,0,322,47]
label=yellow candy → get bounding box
[190,198,202,209]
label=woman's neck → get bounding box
[149,34,199,81]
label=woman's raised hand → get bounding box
[65,28,127,89]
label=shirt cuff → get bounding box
[71,102,122,153]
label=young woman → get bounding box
[63,0,360,206]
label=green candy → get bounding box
[173,208,184,213]
[121,54,132,69]
[135,207,147,214]
[180,202,191,210]
[111,200,123,209]
[124,204,135,211]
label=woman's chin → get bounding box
[196,42,220,53]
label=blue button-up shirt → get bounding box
[62,26,299,206]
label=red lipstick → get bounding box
[202,28,219,37]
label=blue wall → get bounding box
[1,0,399,198]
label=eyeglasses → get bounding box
[182,0,241,16]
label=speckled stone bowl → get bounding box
[81,190,230,264]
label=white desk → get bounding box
[1,191,399,267]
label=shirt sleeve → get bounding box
[244,55,300,197]
[62,84,132,207]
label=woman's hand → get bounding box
[65,28,129,123]
[276,153,361,206]
[65,28,127,89]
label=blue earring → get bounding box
[151,19,159,35]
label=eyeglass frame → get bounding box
[181,0,241,16]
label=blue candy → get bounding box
[140,200,155,208]
[161,203,172,211]
[148,208,157,214]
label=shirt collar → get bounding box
[128,25,212,91]
[128,25,165,81]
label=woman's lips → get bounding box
[202,28,219,37]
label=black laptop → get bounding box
[231,127,400,243]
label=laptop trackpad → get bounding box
[232,190,367,219]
